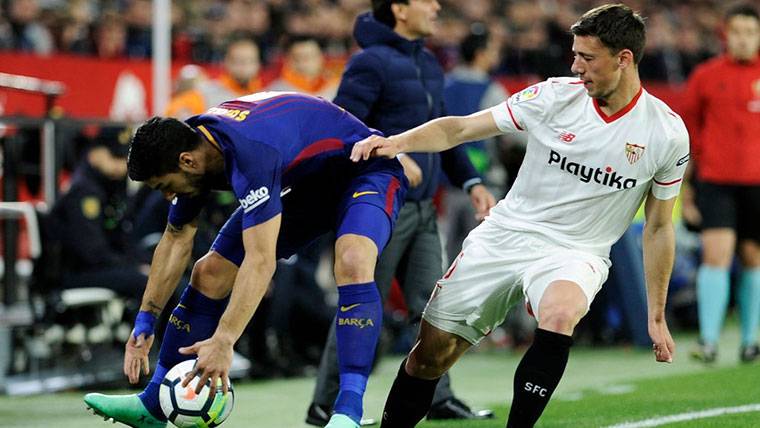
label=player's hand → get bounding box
[398,154,423,187]
[124,332,154,384]
[648,317,675,363]
[179,335,232,396]
[468,184,496,221]
[350,135,401,161]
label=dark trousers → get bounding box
[311,199,454,407]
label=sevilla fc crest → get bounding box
[625,142,645,164]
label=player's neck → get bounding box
[597,74,641,116]
[201,142,226,175]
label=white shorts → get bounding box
[423,219,610,345]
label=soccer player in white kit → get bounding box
[350,4,690,427]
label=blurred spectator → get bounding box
[681,3,760,364]
[442,24,508,262]
[7,0,54,54]
[54,0,93,54]
[49,127,148,301]
[124,0,152,58]
[267,34,339,99]
[307,1,494,423]
[165,37,262,119]
[94,12,127,59]
[0,0,751,85]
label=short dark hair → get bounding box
[726,3,760,22]
[570,4,646,64]
[283,33,323,52]
[460,25,490,64]
[127,117,200,181]
[372,0,408,28]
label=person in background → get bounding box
[442,24,508,263]
[165,37,263,120]
[267,34,339,100]
[50,126,148,302]
[306,1,495,425]
[681,3,760,364]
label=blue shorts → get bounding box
[211,158,407,266]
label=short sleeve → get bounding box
[652,131,690,200]
[230,143,284,230]
[168,193,208,226]
[488,80,556,133]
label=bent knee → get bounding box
[334,240,376,283]
[190,253,237,298]
[407,351,452,380]
[538,304,585,335]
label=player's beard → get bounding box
[183,170,229,195]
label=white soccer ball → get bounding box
[158,359,235,428]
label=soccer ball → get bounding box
[159,359,235,427]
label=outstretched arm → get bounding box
[125,221,197,384]
[180,214,281,395]
[351,109,502,161]
[642,192,677,363]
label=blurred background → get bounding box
[0,0,750,402]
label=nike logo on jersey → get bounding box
[676,154,689,166]
[340,303,362,312]
[352,191,379,198]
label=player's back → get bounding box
[187,92,378,186]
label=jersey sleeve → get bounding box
[168,193,208,227]
[230,143,283,230]
[488,80,556,134]
[652,129,690,200]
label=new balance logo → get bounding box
[559,131,576,143]
[239,186,270,213]
[548,150,637,190]
[352,191,378,198]
[340,303,361,312]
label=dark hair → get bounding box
[460,25,490,64]
[372,0,408,28]
[726,3,760,22]
[570,4,646,64]
[127,117,200,181]
[283,34,323,52]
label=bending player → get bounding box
[84,92,407,428]
[351,4,688,427]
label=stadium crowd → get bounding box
[0,0,746,82]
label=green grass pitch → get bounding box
[1,323,758,427]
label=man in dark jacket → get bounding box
[51,127,148,301]
[307,1,495,425]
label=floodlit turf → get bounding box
[1,323,758,427]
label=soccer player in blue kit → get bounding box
[84,92,408,428]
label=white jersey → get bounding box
[487,77,690,258]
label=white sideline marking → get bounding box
[604,403,760,427]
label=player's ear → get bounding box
[618,49,634,69]
[178,151,198,172]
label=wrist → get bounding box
[133,310,157,338]
[463,177,483,194]
[212,329,237,346]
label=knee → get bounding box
[406,348,451,380]
[538,303,585,335]
[334,243,375,283]
[190,253,235,298]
